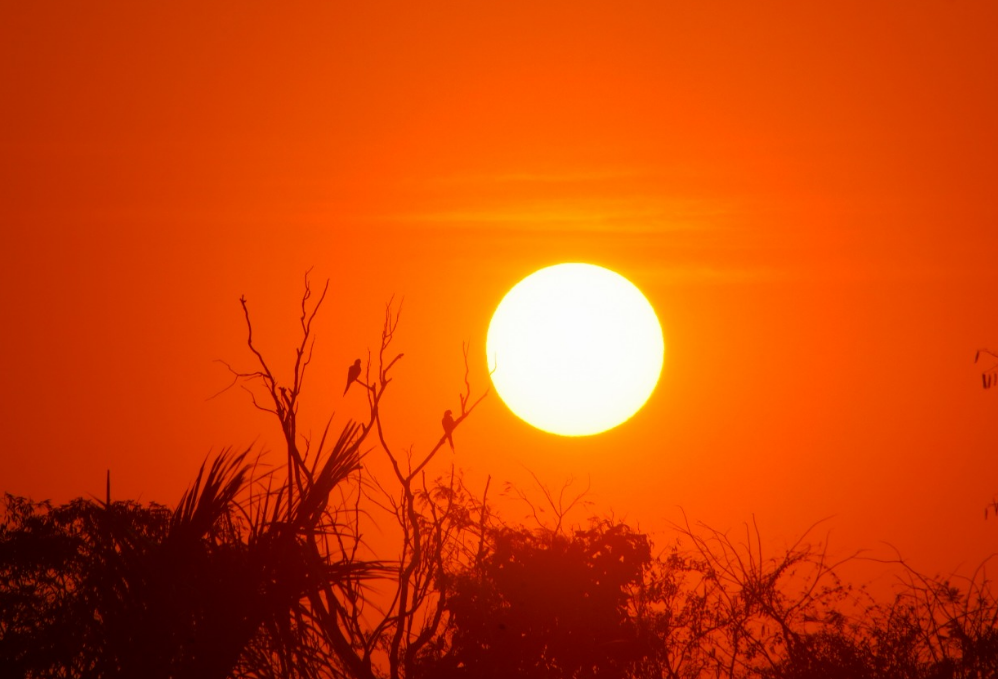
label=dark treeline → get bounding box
[3,279,996,679]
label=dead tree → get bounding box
[324,315,491,679]
[219,274,490,679]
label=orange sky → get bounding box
[3,1,998,580]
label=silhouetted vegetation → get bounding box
[975,348,998,391]
[3,278,998,678]
[415,519,653,679]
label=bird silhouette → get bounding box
[442,409,456,450]
[344,359,362,395]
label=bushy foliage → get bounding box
[0,447,372,679]
[0,494,172,677]
[417,520,653,679]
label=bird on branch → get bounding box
[442,409,456,450]
[344,359,362,395]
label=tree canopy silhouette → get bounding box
[417,519,654,679]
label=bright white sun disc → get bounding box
[487,263,665,436]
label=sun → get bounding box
[487,263,665,436]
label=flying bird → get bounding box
[344,359,362,395]
[442,409,456,450]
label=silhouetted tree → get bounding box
[415,518,654,679]
[656,515,860,678]
[0,494,171,677]
[214,275,489,679]
[0,274,414,678]
[0,447,378,679]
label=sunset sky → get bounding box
[3,1,998,580]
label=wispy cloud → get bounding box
[381,204,718,233]
[425,168,644,186]
[368,166,735,234]
[355,166,789,284]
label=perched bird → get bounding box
[442,409,456,450]
[344,359,362,395]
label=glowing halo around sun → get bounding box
[486,263,665,436]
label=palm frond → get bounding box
[171,448,251,541]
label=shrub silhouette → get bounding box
[417,519,653,679]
